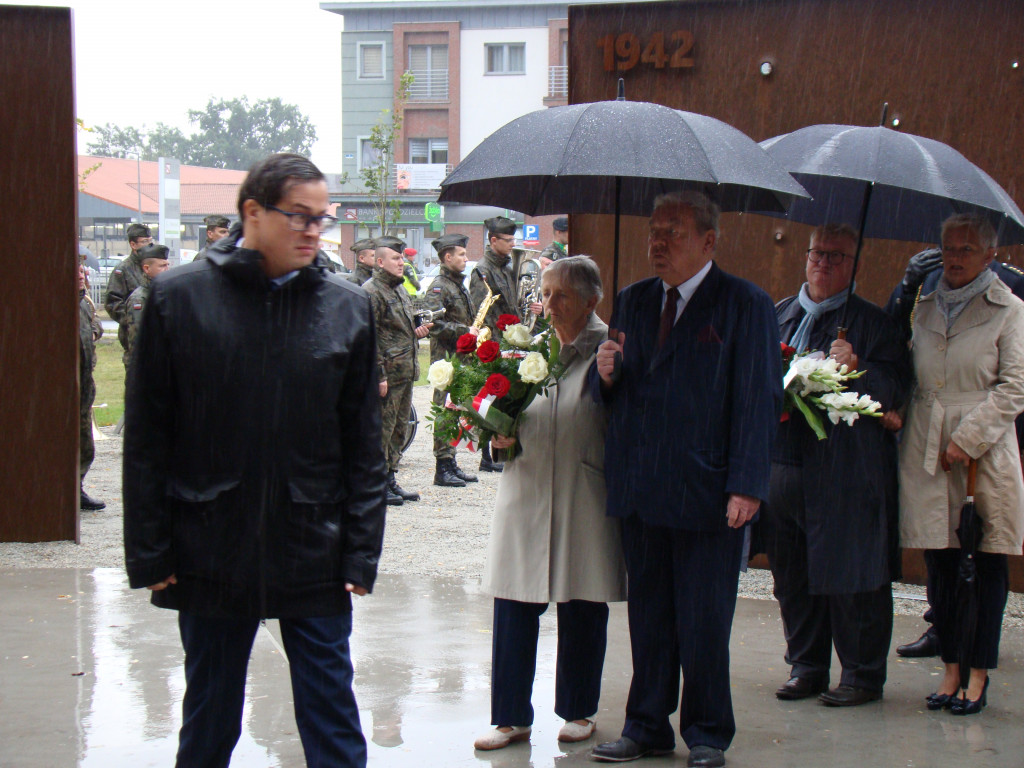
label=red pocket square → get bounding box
[697,324,723,343]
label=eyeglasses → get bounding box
[648,226,686,242]
[266,205,339,232]
[493,235,515,243]
[806,248,850,265]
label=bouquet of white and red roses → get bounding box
[780,342,882,440]
[427,313,565,460]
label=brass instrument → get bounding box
[471,280,500,343]
[511,249,542,332]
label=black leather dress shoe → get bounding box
[688,745,726,768]
[775,676,828,700]
[80,490,106,511]
[896,628,940,658]
[818,685,882,707]
[591,737,674,762]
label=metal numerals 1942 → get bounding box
[596,31,695,72]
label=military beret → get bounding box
[375,235,407,253]
[552,217,569,232]
[350,238,377,253]
[203,215,230,229]
[484,216,517,236]
[138,243,170,261]
[404,247,418,258]
[432,234,469,253]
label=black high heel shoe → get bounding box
[950,677,989,716]
[925,691,957,711]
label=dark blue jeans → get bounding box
[490,597,610,726]
[176,612,365,768]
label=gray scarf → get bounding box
[935,269,996,330]
[788,282,853,353]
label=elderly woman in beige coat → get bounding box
[474,256,627,751]
[899,213,1024,715]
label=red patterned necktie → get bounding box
[658,286,679,348]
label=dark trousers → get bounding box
[763,465,892,691]
[176,612,365,768]
[620,516,744,752]
[490,597,609,726]
[925,548,1009,670]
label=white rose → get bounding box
[427,359,455,391]
[518,351,549,384]
[503,323,534,348]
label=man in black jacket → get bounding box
[123,153,386,768]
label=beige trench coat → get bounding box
[482,313,627,604]
[899,278,1024,555]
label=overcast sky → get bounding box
[7,0,346,170]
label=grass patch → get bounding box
[93,333,432,428]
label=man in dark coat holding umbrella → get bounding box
[123,153,386,768]
[591,191,782,768]
[764,223,910,707]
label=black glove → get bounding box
[902,248,943,291]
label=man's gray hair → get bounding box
[809,222,859,249]
[542,255,604,303]
[941,213,997,249]
[652,190,720,237]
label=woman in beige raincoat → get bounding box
[899,213,1024,715]
[474,257,626,751]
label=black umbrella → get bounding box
[954,459,983,692]
[439,81,808,296]
[757,107,1024,330]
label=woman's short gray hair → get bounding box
[542,255,604,303]
[942,213,997,248]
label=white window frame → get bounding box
[357,135,382,172]
[485,42,526,75]
[357,41,386,80]
[409,138,449,165]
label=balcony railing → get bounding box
[405,69,449,101]
[548,65,568,98]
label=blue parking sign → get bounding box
[523,224,539,245]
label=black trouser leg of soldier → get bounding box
[79,374,105,511]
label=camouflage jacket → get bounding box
[539,240,566,262]
[124,278,151,367]
[104,252,146,349]
[346,263,373,286]
[364,268,420,384]
[425,266,475,361]
[469,246,516,339]
[79,292,102,373]
[193,243,212,262]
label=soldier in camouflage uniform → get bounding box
[104,222,152,376]
[538,216,569,267]
[346,238,376,286]
[124,243,170,369]
[364,236,433,505]
[79,265,105,511]
[469,216,520,472]
[193,215,231,262]
[424,234,480,487]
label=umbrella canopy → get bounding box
[79,244,99,270]
[439,99,809,217]
[758,124,1024,245]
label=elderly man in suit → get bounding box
[590,191,782,768]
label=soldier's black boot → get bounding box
[389,471,420,501]
[385,472,404,506]
[452,459,478,483]
[80,487,106,511]
[434,458,466,487]
[479,443,504,473]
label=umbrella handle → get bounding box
[967,458,977,498]
[836,327,847,341]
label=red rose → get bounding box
[496,314,521,331]
[456,333,477,354]
[485,373,511,399]
[476,340,500,363]
[780,342,796,360]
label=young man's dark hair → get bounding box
[126,223,152,243]
[236,153,325,218]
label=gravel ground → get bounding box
[3,384,1021,627]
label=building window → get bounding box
[407,44,449,99]
[409,138,448,165]
[486,43,526,75]
[358,42,385,79]
[358,137,382,171]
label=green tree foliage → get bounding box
[85,97,317,170]
[359,72,414,236]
